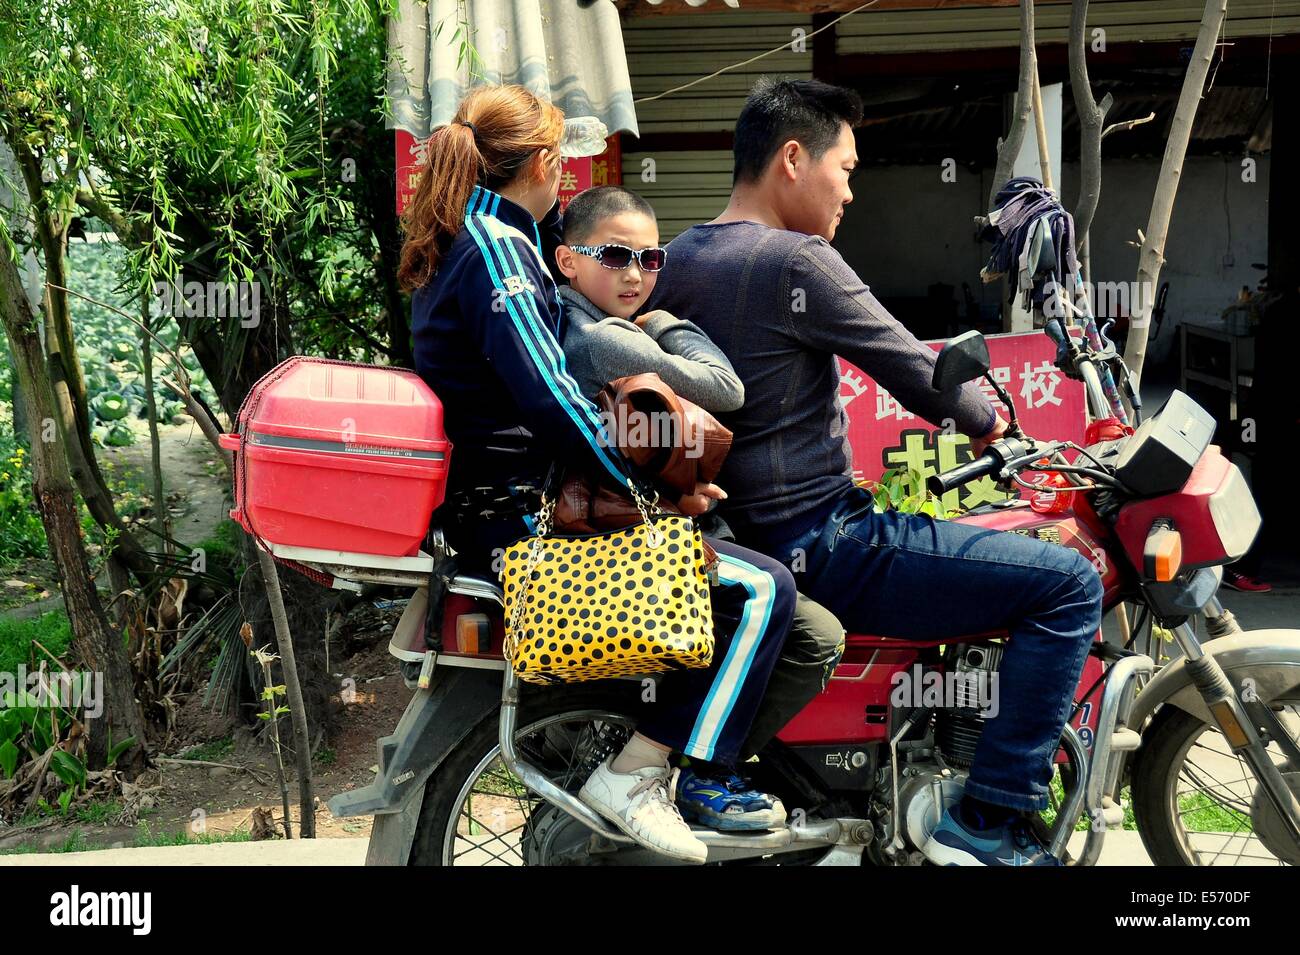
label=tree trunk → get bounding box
[256,548,317,837]
[45,351,159,579]
[1069,0,1113,284]
[988,0,1039,211]
[0,251,149,776]
[1123,0,1228,387]
[3,128,159,582]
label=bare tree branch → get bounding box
[1123,0,1229,386]
[1069,0,1112,280]
[987,0,1039,211]
[160,375,233,476]
[1103,112,1157,141]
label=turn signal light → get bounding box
[1144,524,1183,582]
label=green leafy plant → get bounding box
[0,427,44,566]
[867,467,962,519]
[251,642,293,839]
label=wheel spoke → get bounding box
[441,709,636,866]
[453,810,527,864]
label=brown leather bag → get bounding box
[553,472,718,566]
[592,373,732,496]
[552,373,731,565]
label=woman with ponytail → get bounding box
[404,85,795,864]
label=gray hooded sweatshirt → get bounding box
[557,285,744,414]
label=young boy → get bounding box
[554,186,846,834]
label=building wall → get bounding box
[1066,155,1271,365]
[831,162,999,313]
[827,155,1270,362]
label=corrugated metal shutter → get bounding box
[621,150,733,241]
[623,11,813,133]
[837,0,1300,53]
[621,12,810,239]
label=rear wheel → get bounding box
[409,685,636,866]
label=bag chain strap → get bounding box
[503,478,663,661]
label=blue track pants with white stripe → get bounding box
[635,537,796,767]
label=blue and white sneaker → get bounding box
[921,808,1063,866]
[676,768,787,831]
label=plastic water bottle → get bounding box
[561,116,609,158]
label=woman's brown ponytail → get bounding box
[398,85,564,291]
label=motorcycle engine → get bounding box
[933,643,1003,768]
[877,643,1006,861]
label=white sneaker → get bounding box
[578,759,708,864]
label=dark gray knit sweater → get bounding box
[644,220,997,548]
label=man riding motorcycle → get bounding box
[644,77,1105,866]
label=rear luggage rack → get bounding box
[266,541,436,591]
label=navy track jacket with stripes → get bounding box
[412,185,633,494]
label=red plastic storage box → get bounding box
[219,357,452,557]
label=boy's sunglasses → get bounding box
[567,243,667,272]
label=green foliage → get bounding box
[178,735,234,762]
[0,829,93,855]
[130,819,253,847]
[869,468,962,519]
[1178,790,1252,834]
[0,611,72,676]
[73,798,123,825]
[196,519,244,578]
[0,424,44,566]
[0,688,78,781]
[66,239,217,448]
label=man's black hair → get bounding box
[732,77,864,185]
[562,186,657,244]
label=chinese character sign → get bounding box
[395,128,427,216]
[557,135,622,211]
[396,130,623,216]
[838,331,1086,514]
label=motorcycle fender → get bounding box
[1128,630,1300,728]
[327,665,500,821]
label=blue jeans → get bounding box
[764,486,1102,811]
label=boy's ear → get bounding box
[554,244,580,281]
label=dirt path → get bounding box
[3,414,229,620]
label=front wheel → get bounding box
[1130,694,1300,866]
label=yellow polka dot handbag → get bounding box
[500,479,714,685]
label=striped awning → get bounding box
[387,0,640,138]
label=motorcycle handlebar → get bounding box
[927,435,1040,497]
[927,451,1001,496]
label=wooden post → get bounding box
[255,548,317,838]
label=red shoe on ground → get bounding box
[1222,569,1273,593]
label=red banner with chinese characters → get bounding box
[557,135,622,210]
[395,128,425,216]
[839,330,1087,512]
[395,130,622,216]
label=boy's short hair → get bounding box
[562,186,657,244]
[733,77,864,185]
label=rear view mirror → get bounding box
[933,330,991,390]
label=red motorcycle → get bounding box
[226,325,1300,867]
